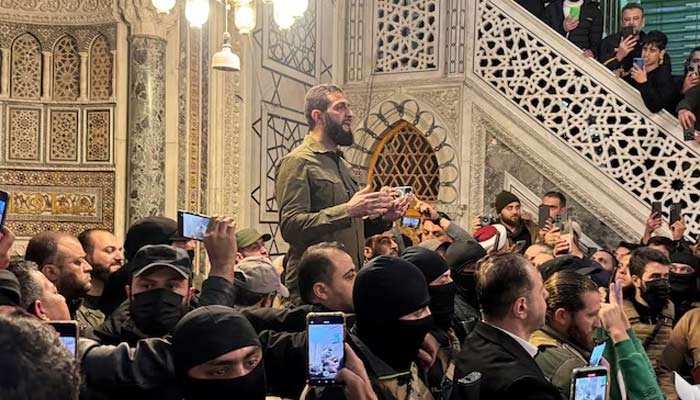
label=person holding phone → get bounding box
[543,0,603,58]
[599,3,649,72]
[625,31,676,113]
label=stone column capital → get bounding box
[118,0,181,39]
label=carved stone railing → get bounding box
[466,0,700,238]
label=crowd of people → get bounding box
[518,1,700,140]
[1,81,700,400]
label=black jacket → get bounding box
[624,66,676,113]
[677,85,700,131]
[598,31,672,73]
[515,0,547,20]
[543,0,602,55]
[453,322,564,400]
[452,292,480,344]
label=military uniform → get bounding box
[531,325,589,399]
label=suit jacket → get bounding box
[453,322,564,400]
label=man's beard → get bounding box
[501,214,520,227]
[567,321,595,352]
[324,114,353,147]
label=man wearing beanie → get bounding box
[350,255,434,399]
[444,240,488,342]
[472,191,538,252]
[669,251,700,321]
[401,247,460,400]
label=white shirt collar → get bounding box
[487,323,539,358]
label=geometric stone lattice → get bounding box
[86,110,110,162]
[268,0,317,77]
[10,33,42,99]
[53,35,80,100]
[89,35,112,100]
[475,0,700,237]
[369,120,440,201]
[374,0,439,73]
[49,110,78,161]
[0,169,115,237]
[8,108,41,161]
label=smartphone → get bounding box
[621,26,634,38]
[402,216,420,229]
[651,201,662,217]
[307,312,345,386]
[48,321,79,357]
[177,210,211,241]
[633,57,644,70]
[684,126,696,141]
[670,203,682,225]
[589,342,606,366]
[570,366,609,400]
[539,205,552,229]
[394,186,413,197]
[0,190,8,230]
[569,7,580,19]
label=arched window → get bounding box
[53,35,80,100]
[368,120,440,201]
[11,33,41,99]
[90,35,112,100]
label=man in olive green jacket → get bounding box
[276,84,408,303]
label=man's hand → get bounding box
[671,217,686,241]
[544,226,561,247]
[582,49,595,58]
[599,281,631,343]
[683,72,700,94]
[630,64,647,84]
[347,186,393,218]
[614,68,629,79]
[645,212,663,235]
[415,199,439,221]
[0,227,15,270]
[336,344,378,400]
[563,16,579,32]
[553,238,570,257]
[417,333,439,371]
[538,219,554,239]
[470,216,483,233]
[616,35,637,62]
[679,109,697,130]
[203,216,237,283]
[382,194,411,222]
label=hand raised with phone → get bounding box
[347,186,394,218]
[203,216,237,283]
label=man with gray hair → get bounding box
[275,84,408,303]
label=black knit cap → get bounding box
[445,240,487,272]
[123,216,180,261]
[353,256,430,323]
[0,270,20,307]
[495,191,520,214]
[172,305,261,374]
[671,251,700,273]
[401,246,448,284]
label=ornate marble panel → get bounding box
[7,107,41,161]
[188,27,202,213]
[0,169,114,236]
[85,109,110,162]
[264,0,318,83]
[0,0,116,26]
[10,33,41,99]
[53,35,80,100]
[0,22,116,52]
[89,34,113,100]
[49,109,79,161]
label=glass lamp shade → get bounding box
[151,0,176,13]
[212,45,241,71]
[273,0,295,30]
[185,0,210,27]
[234,4,256,34]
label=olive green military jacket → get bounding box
[276,135,389,302]
[530,325,589,399]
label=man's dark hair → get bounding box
[304,84,344,130]
[298,242,347,305]
[641,30,668,51]
[0,311,80,400]
[647,236,674,255]
[544,271,598,323]
[595,249,619,268]
[629,247,670,278]
[477,253,534,320]
[617,241,640,252]
[621,2,644,17]
[7,260,43,311]
[77,229,100,256]
[543,191,567,208]
[25,232,71,268]
[685,47,700,72]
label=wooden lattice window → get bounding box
[368,120,440,201]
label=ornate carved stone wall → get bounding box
[0,6,117,240]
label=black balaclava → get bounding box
[173,306,266,400]
[670,252,700,304]
[401,246,455,331]
[353,256,433,372]
[445,241,487,310]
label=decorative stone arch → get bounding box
[347,97,460,204]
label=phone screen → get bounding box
[402,216,420,228]
[589,342,606,366]
[308,315,345,385]
[181,212,210,241]
[573,372,607,400]
[633,57,644,69]
[0,197,6,229]
[59,336,77,356]
[48,321,78,357]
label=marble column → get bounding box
[126,35,167,224]
[0,48,9,97]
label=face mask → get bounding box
[181,361,267,400]
[669,272,699,304]
[130,288,187,336]
[622,283,637,300]
[429,283,456,331]
[641,279,670,311]
[359,315,434,372]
